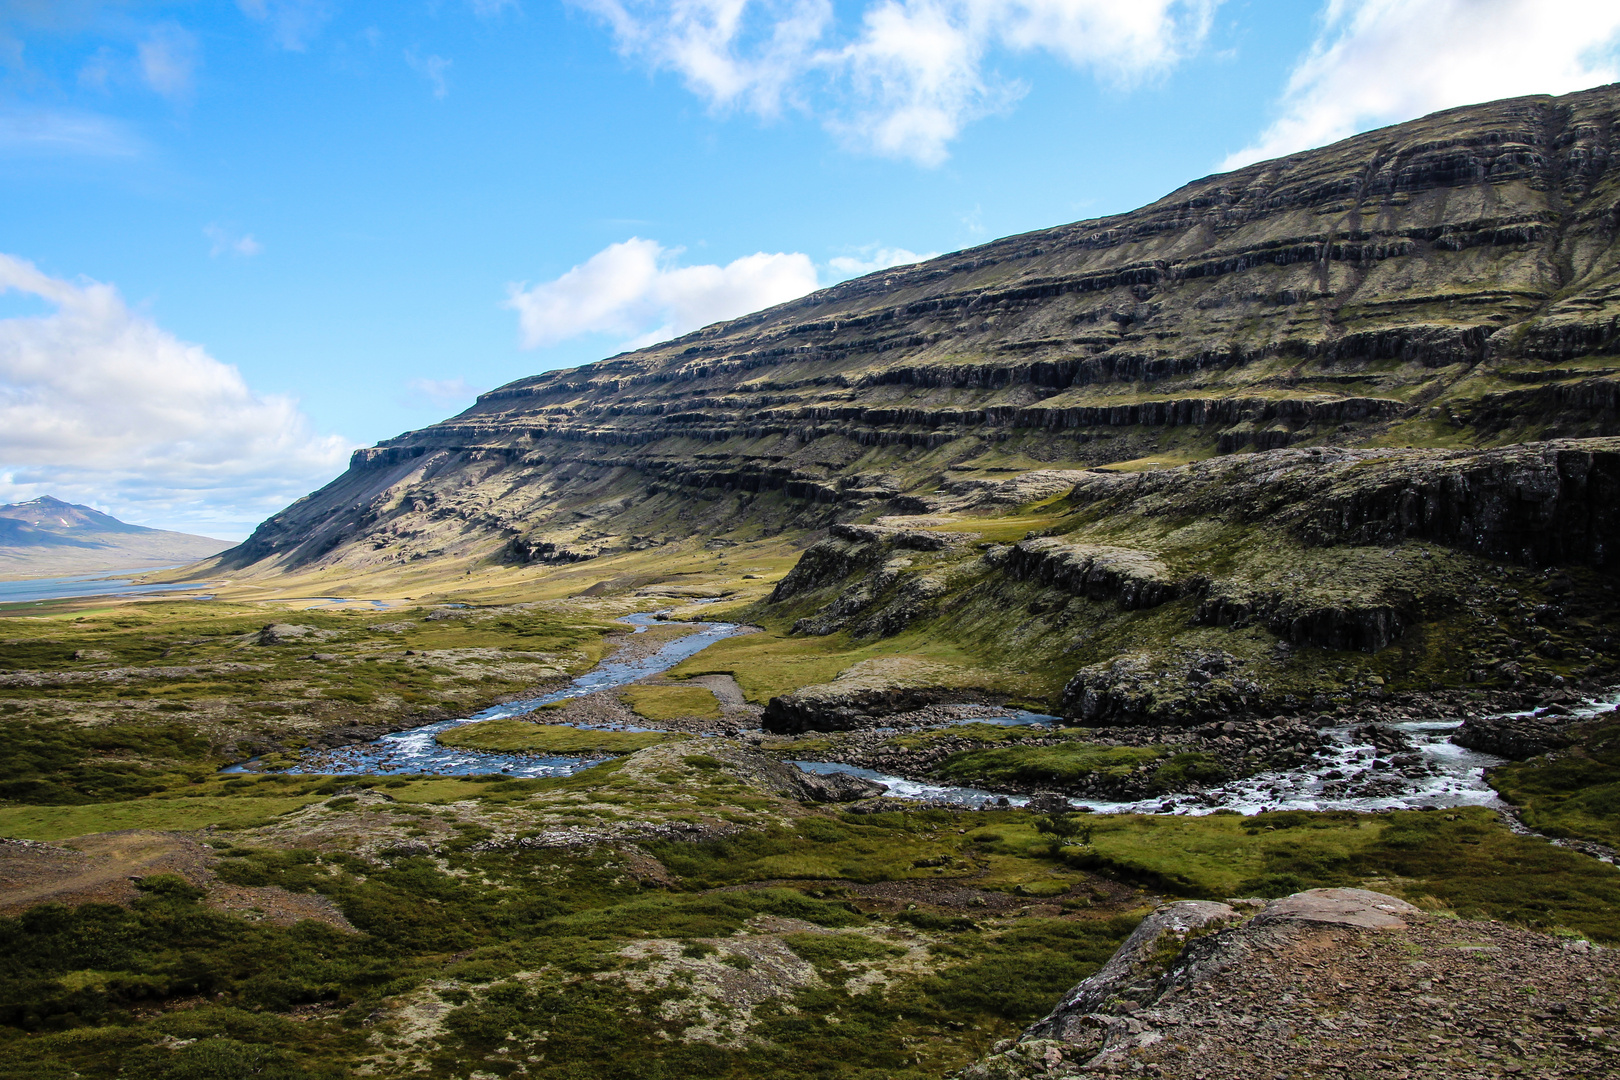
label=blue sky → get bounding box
[2,0,1619,538]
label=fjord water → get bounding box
[0,570,213,604]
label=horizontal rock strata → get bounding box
[217,87,1620,579]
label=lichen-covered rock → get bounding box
[957,892,1619,1079]
[1023,900,1240,1042]
[1194,592,1407,652]
[954,889,1436,1079]
[1060,649,1267,726]
[254,623,338,646]
[773,525,965,639]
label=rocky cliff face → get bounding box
[224,85,1620,578]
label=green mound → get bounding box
[1489,712,1620,850]
[932,742,1168,788]
[620,684,722,721]
[435,719,676,754]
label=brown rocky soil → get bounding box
[962,889,1620,1079]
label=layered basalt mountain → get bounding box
[210,87,1620,724]
[224,85,1620,577]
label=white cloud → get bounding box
[0,254,353,538]
[405,50,453,98]
[238,0,334,52]
[137,24,198,101]
[505,237,820,349]
[583,0,833,116]
[832,0,1008,165]
[1224,0,1620,170]
[204,225,263,258]
[826,245,935,278]
[578,0,1216,164]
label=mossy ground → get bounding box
[1489,711,1620,849]
[4,778,1620,1078]
[2,569,1619,1076]
[932,743,1169,787]
[931,743,1231,793]
[0,598,620,805]
[697,493,1617,719]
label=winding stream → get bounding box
[244,614,747,777]
[242,611,1615,816]
[796,720,1508,814]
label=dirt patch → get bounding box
[0,830,355,931]
[548,680,763,736]
[684,673,748,708]
[601,622,702,664]
[207,881,357,931]
[0,830,211,912]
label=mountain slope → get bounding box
[0,497,228,579]
[226,85,1620,578]
[202,86,1620,720]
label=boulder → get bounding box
[963,888,1422,1077]
[1452,709,1584,759]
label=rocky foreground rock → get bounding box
[959,888,1619,1078]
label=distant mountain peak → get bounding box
[0,497,227,575]
[0,496,140,534]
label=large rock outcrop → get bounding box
[958,889,1619,1079]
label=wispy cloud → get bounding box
[204,225,263,258]
[0,253,352,537]
[505,237,819,350]
[77,47,117,92]
[238,0,335,52]
[577,0,1217,164]
[467,0,522,16]
[137,23,199,101]
[405,50,453,98]
[0,107,142,157]
[1223,0,1620,171]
